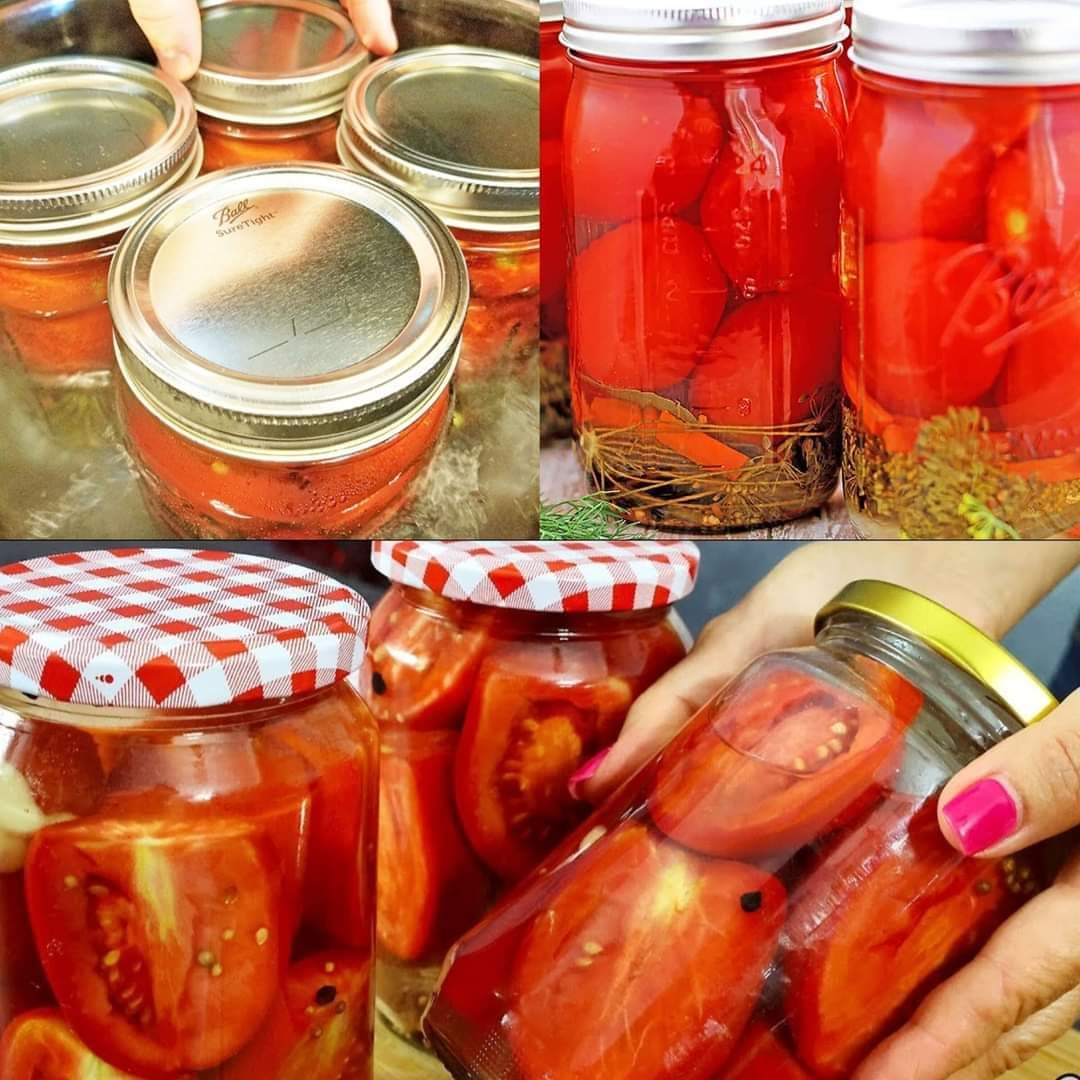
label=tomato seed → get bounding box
[222,928,235,941]
[197,951,216,968]
[102,950,120,968]
[323,961,336,973]
[211,964,223,977]
[63,875,78,889]
[255,927,269,946]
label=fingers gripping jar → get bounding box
[424,581,1056,1080]
[338,47,540,383]
[842,0,1080,539]
[0,548,379,1078]
[0,58,201,388]
[363,540,698,1045]
[190,0,369,172]
[564,0,848,531]
[111,163,468,539]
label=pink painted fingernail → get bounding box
[568,748,611,801]
[941,778,1020,855]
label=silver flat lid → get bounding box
[110,163,468,462]
[190,0,370,124]
[338,46,539,233]
[851,0,1080,86]
[0,57,201,246]
[561,0,846,61]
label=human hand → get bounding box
[130,0,397,81]
[577,540,1080,801]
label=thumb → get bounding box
[130,0,202,80]
[344,0,398,54]
[938,687,1080,858]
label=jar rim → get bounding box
[815,581,1057,726]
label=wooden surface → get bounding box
[540,440,860,539]
[375,1020,1080,1078]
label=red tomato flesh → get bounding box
[718,1019,811,1080]
[0,873,52,1030]
[510,822,786,1080]
[0,1009,143,1080]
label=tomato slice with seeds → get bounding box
[719,1019,812,1080]
[784,797,1030,1079]
[649,660,910,860]
[363,589,497,731]
[455,644,636,882]
[25,793,285,1076]
[222,951,371,1080]
[0,1009,145,1080]
[510,822,786,1080]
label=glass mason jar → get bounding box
[364,540,698,1045]
[338,46,540,384]
[564,0,847,531]
[424,580,1056,1079]
[842,0,1080,539]
[111,163,468,539]
[0,547,379,1078]
[837,0,855,106]
[190,0,369,172]
[540,1,574,440]
[0,58,201,394]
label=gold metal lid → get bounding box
[815,580,1058,726]
[338,46,539,233]
[190,0,370,125]
[0,57,202,246]
[110,163,468,463]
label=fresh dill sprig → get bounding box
[959,493,1020,540]
[539,496,650,540]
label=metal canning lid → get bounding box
[561,0,846,62]
[0,57,201,246]
[190,0,369,124]
[338,46,539,233]
[851,0,1080,87]
[110,163,468,464]
[815,581,1058,726]
[541,0,563,22]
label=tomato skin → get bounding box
[510,822,786,1080]
[688,293,840,428]
[0,724,106,819]
[0,1009,144,1080]
[860,239,1011,417]
[25,795,286,1076]
[566,76,724,223]
[648,661,908,860]
[784,797,1026,1079]
[377,731,493,962]
[222,951,371,1080]
[571,219,729,390]
[718,1019,811,1080]
[540,138,567,317]
[0,873,51,1031]
[455,643,636,882]
[363,589,496,732]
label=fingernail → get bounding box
[568,748,611,801]
[161,48,196,80]
[941,777,1020,855]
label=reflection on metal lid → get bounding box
[190,0,370,124]
[0,57,201,245]
[110,163,468,462]
[338,46,539,233]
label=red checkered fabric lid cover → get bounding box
[0,549,370,708]
[371,541,700,612]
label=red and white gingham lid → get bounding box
[0,549,369,709]
[371,541,700,612]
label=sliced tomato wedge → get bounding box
[25,792,286,1076]
[784,796,1030,1078]
[455,643,636,882]
[719,1019,812,1080]
[222,951,371,1080]
[0,1009,145,1080]
[377,730,492,962]
[363,588,497,731]
[648,659,910,859]
[510,822,786,1080]
[0,722,106,818]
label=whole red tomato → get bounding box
[571,219,729,390]
[861,238,1012,416]
[540,137,568,323]
[688,293,840,428]
[566,75,724,223]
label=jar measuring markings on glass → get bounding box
[338,46,540,383]
[564,0,847,531]
[424,581,1054,1080]
[111,163,468,539]
[0,548,379,1079]
[364,540,697,1048]
[190,0,370,172]
[0,58,202,387]
[842,0,1080,539]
